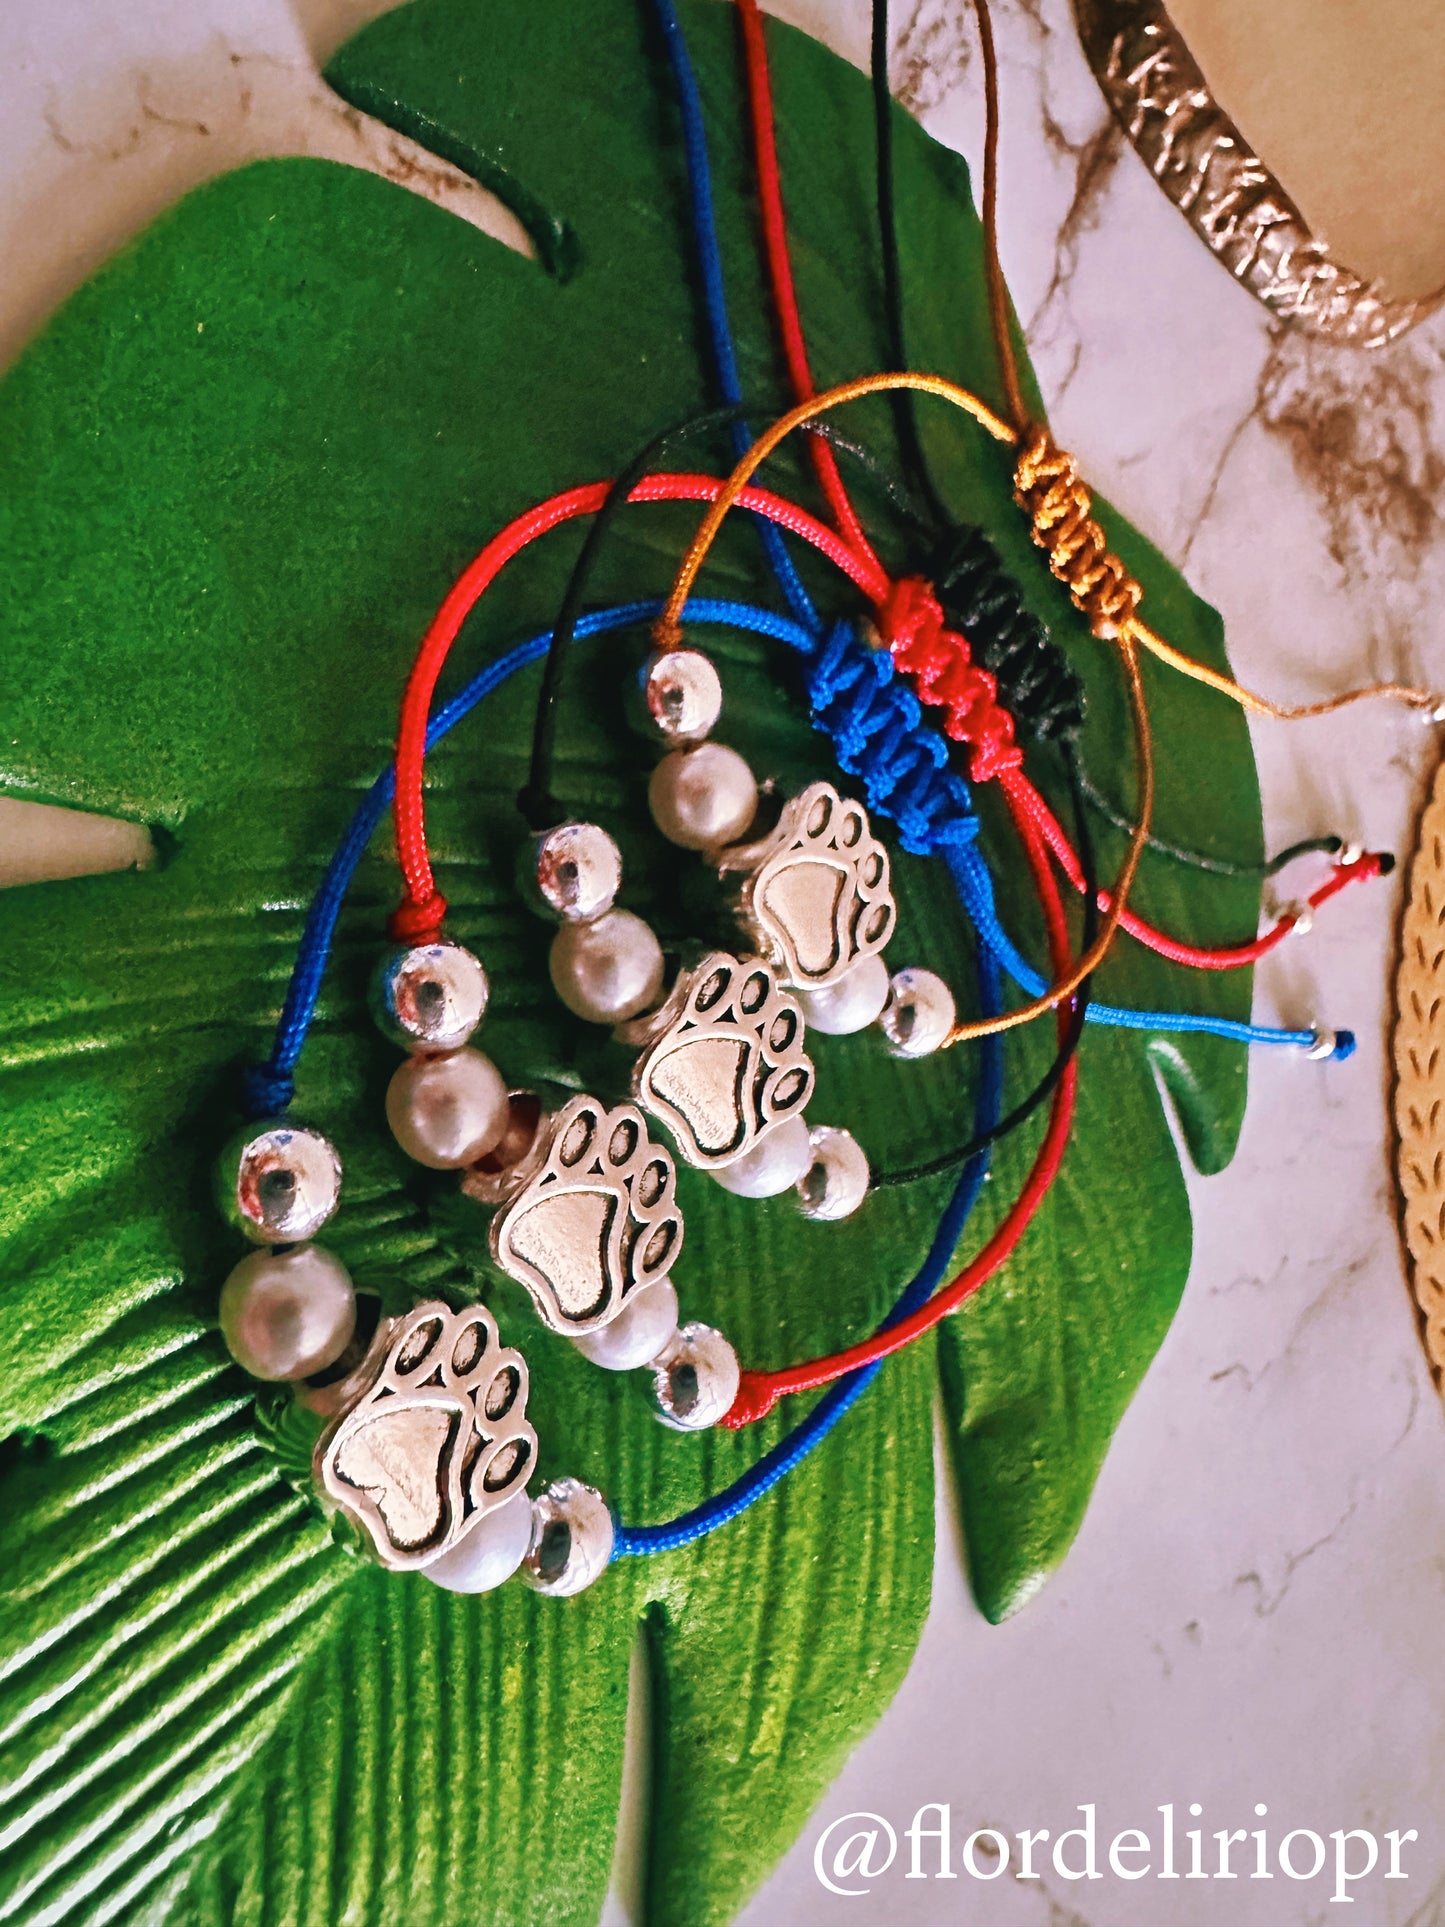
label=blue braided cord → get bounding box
[803,618,978,857]
[647,0,819,632]
[945,844,1356,1060]
[775,618,1349,1059]
[610,947,1005,1557]
[246,596,829,1118]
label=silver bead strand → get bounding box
[217,1119,342,1244]
[795,1126,870,1221]
[636,647,724,745]
[878,967,956,1058]
[216,1119,355,1384]
[371,939,490,1052]
[522,1478,615,1595]
[528,821,668,1026]
[651,1323,741,1430]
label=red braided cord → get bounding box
[725,787,1078,1427]
[735,0,882,574]
[391,470,891,930]
[1007,780,1389,969]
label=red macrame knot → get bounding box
[881,576,1024,785]
[389,893,448,946]
[722,1371,780,1429]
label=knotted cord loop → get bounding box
[241,1063,296,1121]
[880,577,1025,785]
[388,892,449,946]
[802,618,980,856]
[1013,426,1143,643]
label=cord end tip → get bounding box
[1306,1026,1355,1062]
[1376,851,1397,878]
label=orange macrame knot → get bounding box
[1013,426,1143,642]
[389,892,449,946]
[881,576,1024,785]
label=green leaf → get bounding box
[0,0,1262,1921]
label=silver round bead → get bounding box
[1306,1026,1338,1060]
[710,1113,814,1199]
[549,909,665,1024]
[217,1120,341,1245]
[798,953,891,1036]
[424,1490,534,1594]
[648,743,758,851]
[522,1478,615,1596]
[638,647,723,744]
[571,1276,680,1371]
[219,1242,356,1382]
[371,940,489,1052]
[879,966,956,1058]
[533,822,623,923]
[796,1125,870,1221]
[652,1323,740,1431]
[385,1046,510,1169]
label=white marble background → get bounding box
[3,2,1444,1923]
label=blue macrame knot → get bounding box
[241,1062,296,1120]
[802,620,979,857]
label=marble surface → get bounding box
[3,2,1445,1923]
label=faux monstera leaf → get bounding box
[0,0,1262,1921]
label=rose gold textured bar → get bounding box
[1072,0,1442,346]
[1393,760,1445,1392]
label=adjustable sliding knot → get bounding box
[802,619,979,857]
[389,893,448,946]
[931,524,1085,743]
[1013,426,1143,642]
[880,578,1024,785]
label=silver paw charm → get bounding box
[315,1300,535,1573]
[487,1095,683,1335]
[721,781,895,992]
[626,952,814,1170]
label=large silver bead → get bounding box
[533,822,622,923]
[217,1120,341,1244]
[637,647,723,744]
[386,1046,509,1169]
[522,1478,615,1595]
[798,953,891,1036]
[425,1490,534,1594]
[220,1242,356,1382]
[550,909,665,1024]
[709,1112,813,1199]
[879,966,956,1057]
[371,940,489,1052]
[316,1300,536,1572]
[626,952,814,1171]
[649,743,758,852]
[721,781,895,990]
[571,1276,680,1369]
[796,1125,870,1221]
[651,1323,740,1431]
